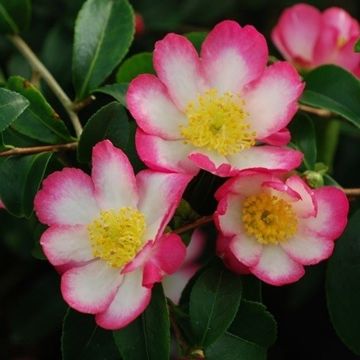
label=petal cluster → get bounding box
[215,171,349,285]
[34,140,192,329]
[127,20,304,177]
[272,4,360,74]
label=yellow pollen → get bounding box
[87,207,146,268]
[180,88,256,156]
[242,192,298,245]
[337,36,347,48]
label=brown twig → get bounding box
[0,142,77,156]
[173,215,213,235]
[72,95,96,112]
[299,104,332,118]
[343,188,360,197]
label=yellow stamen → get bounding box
[242,192,297,245]
[337,36,347,48]
[88,207,146,268]
[180,88,256,156]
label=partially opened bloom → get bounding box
[215,171,348,285]
[163,229,205,304]
[272,4,360,75]
[127,20,304,177]
[34,140,192,329]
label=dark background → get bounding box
[0,0,359,359]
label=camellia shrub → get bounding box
[1,1,360,359]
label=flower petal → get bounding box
[137,170,192,241]
[127,74,187,140]
[153,33,206,109]
[272,4,321,64]
[251,245,305,286]
[215,193,243,236]
[95,269,151,330]
[201,20,268,93]
[184,229,206,265]
[61,260,122,314]
[301,187,349,239]
[188,150,234,177]
[162,264,199,304]
[215,171,271,200]
[135,129,199,175]
[34,168,99,226]
[41,225,93,267]
[227,146,303,173]
[230,234,263,267]
[244,61,304,139]
[260,128,291,146]
[281,230,334,265]
[286,175,317,218]
[92,140,138,210]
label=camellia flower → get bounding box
[272,4,360,75]
[34,140,192,329]
[163,229,205,304]
[127,20,304,177]
[215,171,348,285]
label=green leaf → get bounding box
[205,332,266,360]
[242,275,262,302]
[77,101,129,163]
[113,284,170,360]
[185,32,207,52]
[116,52,154,83]
[354,38,360,53]
[62,309,120,360]
[229,300,277,348]
[326,209,360,355]
[73,0,135,99]
[0,88,29,132]
[7,76,73,143]
[93,83,128,106]
[300,65,360,129]
[0,0,31,34]
[0,152,53,217]
[289,112,317,169]
[189,263,243,347]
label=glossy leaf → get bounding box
[189,263,243,347]
[0,0,31,34]
[229,300,277,348]
[93,83,128,106]
[0,88,29,132]
[300,65,360,129]
[116,52,154,83]
[77,101,129,163]
[62,309,120,360]
[0,152,52,217]
[7,76,73,143]
[73,0,135,99]
[289,112,317,169]
[113,284,170,360]
[205,332,266,360]
[326,210,360,355]
[354,38,360,53]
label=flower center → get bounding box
[180,88,256,156]
[87,207,146,268]
[242,192,297,245]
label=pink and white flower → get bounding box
[127,20,304,178]
[163,229,205,304]
[215,171,349,285]
[272,4,360,75]
[34,140,192,329]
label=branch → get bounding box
[0,142,77,157]
[8,35,83,138]
[173,215,213,235]
[299,104,332,118]
[343,188,360,198]
[72,95,96,112]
